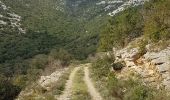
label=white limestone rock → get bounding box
[156,63,170,73]
[162,79,170,90]
[0,20,7,25]
[38,68,68,90]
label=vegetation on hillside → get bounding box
[1,0,107,60]
[143,0,170,42]
[0,41,73,99]
[0,0,170,99]
[99,7,143,51]
[0,0,108,99]
[98,0,170,51]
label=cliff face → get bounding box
[113,41,170,91]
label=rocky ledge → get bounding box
[113,45,170,91]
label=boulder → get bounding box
[38,68,67,89]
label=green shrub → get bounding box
[143,0,170,42]
[50,48,73,66]
[13,75,27,89]
[31,54,48,69]
[0,75,21,100]
[124,84,153,100]
[138,40,147,56]
[107,72,123,100]
[91,56,113,80]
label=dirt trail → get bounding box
[57,64,103,100]
[57,67,80,100]
[84,64,103,100]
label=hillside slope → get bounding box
[1,0,169,100]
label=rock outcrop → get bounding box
[38,68,68,90]
[144,47,170,90]
[16,68,68,100]
[113,45,170,91]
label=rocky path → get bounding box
[57,67,80,100]
[84,64,103,100]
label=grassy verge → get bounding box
[89,57,116,100]
[71,67,91,100]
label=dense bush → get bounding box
[0,48,73,99]
[0,30,58,100]
[143,0,170,42]
[138,40,147,56]
[49,48,73,66]
[91,56,113,80]
[0,31,58,63]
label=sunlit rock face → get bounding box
[144,47,170,90]
[113,43,170,91]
